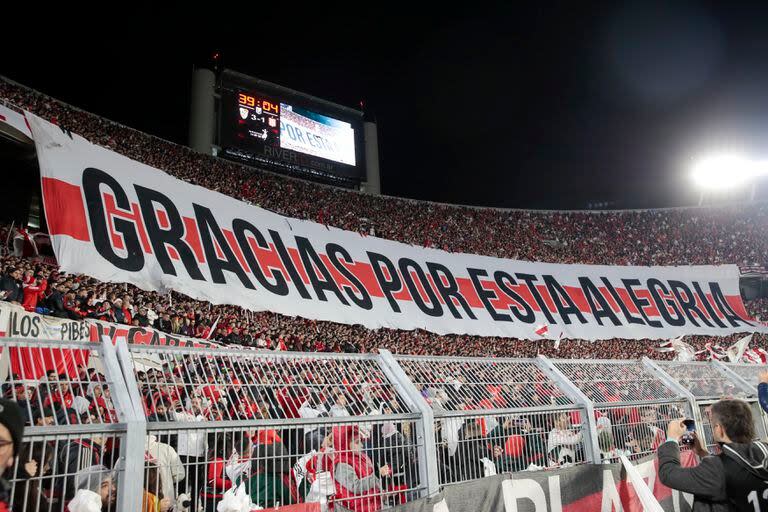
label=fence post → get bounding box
[377,349,440,497]
[101,337,146,512]
[535,355,601,464]
[641,358,704,428]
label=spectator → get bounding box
[21,274,46,312]
[546,412,583,466]
[332,425,385,512]
[15,442,55,512]
[145,434,185,505]
[142,463,172,512]
[245,440,294,508]
[68,465,116,512]
[0,268,22,304]
[0,399,25,511]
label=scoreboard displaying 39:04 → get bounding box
[236,92,280,147]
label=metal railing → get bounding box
[655,360,766,451]
[0,338,766,511]
[391,354,593,489]
[1,338,145,512]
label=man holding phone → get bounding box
[658,399,768,511]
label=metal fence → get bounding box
[0,338,145,512]
[122,345,427,512]
[551,359,697,462]
[655,360,766,451]
[0,338,766,512]
[392,354,593,489]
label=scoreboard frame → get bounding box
[216,69,366,188]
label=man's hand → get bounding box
[379,464,391,477]
[759,370,768,385]
[159,497,172,512]
[23,460,38,477]
[666,418,687,440]
[691,432,709,458]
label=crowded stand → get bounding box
[2,78,768,512]
[2,78,768,268]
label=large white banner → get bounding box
[29,113,764,340]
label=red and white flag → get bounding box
[534,324,549,337]
[726,334,753,362]
[744,348,768,364]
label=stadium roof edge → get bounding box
[2,74,766,216]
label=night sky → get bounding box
[6,1,768,209]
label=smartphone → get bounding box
[681,419,696,445]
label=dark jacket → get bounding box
[758,383,768,415]
[0,275,22,303]
[658,440,768,512]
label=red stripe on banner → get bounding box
[508,283,539,312]
[706,293,725,319]
[484,280,535,313]
[726,295,750,319]
[693,293,713,320]
[616,288,642,315]
[426,274,446,305]
[564,286,589,312]
[408,268,434,305]
[536,284,557,313]
[347,261,384,298]
[41,178,90,241]
[248,241,289,281]
[456,278,482,308]
[599,286,622,313]
[182,217,205,263]
[131,202,152,254]
[635,288,661,318]
[392,270,412,301]
[102,194,152,254]
[0,114,5,122]
[41,181,751,324]
[319,254,353,291]
[167,246,180,260]
[211,233,225,260]
[287,248,310,285]
[156,209,169,229]
[223,229,250,273]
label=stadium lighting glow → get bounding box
[691,154,768,189]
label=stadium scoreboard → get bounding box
[218,71,365,187]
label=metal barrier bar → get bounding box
[536,355,600,464]
[102,337,146,512]
[0,338,132,512]
[377,349,439,497]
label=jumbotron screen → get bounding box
[220,84,363,184]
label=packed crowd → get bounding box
[2,250,766,361]
[2,78,768,268]
[7,344,709,511]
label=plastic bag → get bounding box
[305,471,335,512]
[217,483,256,512]
[481,457,497,477]
[67,489,103,512]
